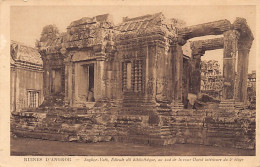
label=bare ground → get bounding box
[10,137,255,156]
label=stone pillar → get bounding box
[172,44,184,108]
[190,54,202,95]
[144,43,157,99]
[71,62,75,106]
[222,30,240,100]
[156,45,169,102]
[64,61,70,106]
[182,58,190,108]
[43,57,52,97]
[235,40,252,103]
[95,57,106,101]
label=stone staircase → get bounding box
[219,99,245,110]
[156,101,172,115]
[171,101,184,111]
[219,99,235,109]
[234,102,246,110]
[120,94,157,115]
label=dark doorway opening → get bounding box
[88,64,94,91]
[87,64,95,102]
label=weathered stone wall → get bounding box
[172,109,255,149]
[11,107,255,150]
[10,67,44,112]
[11,107,117,143]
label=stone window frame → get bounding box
[122,58,144,93]
[27,89,40,108]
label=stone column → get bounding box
[190,54,202,95]
[235,40,252,103]
[64,61,71,106]
[156,45,168,102]
[71,62,75,106]
[222,30,240,100]
[44,57,52,97]
[172,43,184,108]
[95,57,106,101]
[144,43,157,99]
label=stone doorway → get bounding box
[82,63,95,102]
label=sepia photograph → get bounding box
[8,4,257,157]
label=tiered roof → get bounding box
[37,12,185,54]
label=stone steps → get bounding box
[219,100,235,109]
[219,100,246,109]
[171,101,184,111]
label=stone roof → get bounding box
[115,13,185,33]
[38,14,114,54]
[68,13,113,28]
[11,40,43,65]
[115,13,163,32]
[114,12,182,42]
[37,13,186,54]
[37,13,254,56]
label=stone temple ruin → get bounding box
[11,13,255,149]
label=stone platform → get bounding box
[11,106,256,150]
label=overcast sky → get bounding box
[10,5,256,72]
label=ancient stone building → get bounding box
[37,13,189,115]
[36,12,254,124]
[11,13,255,148]
[37,13,254,110]
[10,41,44,112]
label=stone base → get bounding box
[11,105,255,150]
[116,135,176,146]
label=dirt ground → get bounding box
[10,137,255,156]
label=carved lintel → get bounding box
[179,19,231,40]
[177,37,187,46]
[190,37,224,56]
[192,54,202,60]
[170,37,186,46]
[191,48,205,56]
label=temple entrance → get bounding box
[71,61,97,107]
[80,63,95,102]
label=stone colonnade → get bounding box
[186,21,253,107]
